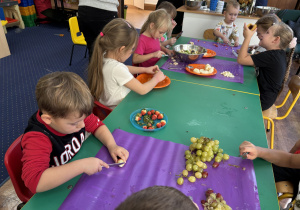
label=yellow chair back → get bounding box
[69,16,86,46]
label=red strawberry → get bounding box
[141,109,147,115]
[155,110,160,115]
[148,126,155,129]
[151,110,155,114]
[156,122,161,128]
[157,113,164,119]
[142,126,147,129]
[147,111,152,115]
[152,114,157,120]
[147,123,152,127]
[160,120,166,126]
[135,116,141,121]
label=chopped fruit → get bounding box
[135,116,141,121]
[141,109,147,115]
[161,120,166,126]
[155,110,160,115]
[151,110,155,114]
[152,114,157,120]
[117,159,125,167]
[157,113,164,119]
[147,111,152,115]
[148,126,155,129]
[142,126,147,129]
[147,123,152,127]
[136,113,141,117]
[156,122,162,128]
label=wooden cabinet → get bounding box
[267,0,298,10]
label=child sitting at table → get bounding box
[133,9,174,67]
[156,1,177,47]
[239,140,300,200]
[237,19,294,112]
[21,72,129,193]
[213,0,240,46]
[115,186,199,210]
[88,18,166,110]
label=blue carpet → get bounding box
[0,23,91,185]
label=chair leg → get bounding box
[84,46,88,58]
[69,44,75,66]
[267,120,270,132]
[296,66,300,75]
[263,116,275,149]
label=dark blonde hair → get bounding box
[36,72,93,118]
[256,14,281,32]
[88,18,138,100]
[140,9,172,35]
[115,186,198,210]
[157,1,177,19]
[273,22,294,50]
[226,0,240,11]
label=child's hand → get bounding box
[145,65,160,74]
[243,23,256,39]
[82,157,109,175]
[222,37,230,45]
[171,19,177,29]
[169,37,177,45]
[234,40,239,47]
[108,145,129,163]
[153,70,166,83]
[239,141,258,160]
[166,49,175,57]
[153,50,165,58]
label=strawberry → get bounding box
[141,109,147,115]
[156,122,161,128]
[147,123,152,127]
[135,116,141,121]
[155,110,160,115]
[142,126,147,129]
[148,126,155,129]
[136,113,141,117]
[151,110,155,114]
[160,120,166,126]
[147,111,152,116]
[152,114,157,120]
[157,113,164,119]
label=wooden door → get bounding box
[134,0,144,9]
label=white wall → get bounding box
[144,0,158,5]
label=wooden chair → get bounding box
[203,29,216,40]
[93,100,112,121]
[263,75,300,149]
[68,16,87,66]
[4,135,34,209]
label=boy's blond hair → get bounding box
[36,72,94,118]
[226,0,240,11]
[157,1,177,19]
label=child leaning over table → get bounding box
[239,140,300,201]
[213,0,240,46]
[21,72,129,193]
[237,19,294,113]
[156,1,177,47]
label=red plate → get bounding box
[136,74,171,88]
[185,64,217,76]
[203,49,217,57]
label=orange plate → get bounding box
[203,49,217,57]
[136,74,171,88]
[185,64,217,76]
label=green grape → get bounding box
[196,149,202,156]
[190,137,197,143]
[217,153,223,158]
[185,154,191,159]
[182,170,188,177]
[201,157,207,162]
[210,140,215,146]
[193,165,199,171]
[212,145,219,152]
[196,161,204,168]
[204,146,210,152]
[186,163,193,171]
[195,156,201,162]
[202,163,207,169]
[208,150,213,157]
[199,136,205,143]
[214,140,219,145]
[215,156,222,163]
[198,168,203,173]
[185,150,191,156]
[189,144,195,151]
[186,159,193,165]
[202,151,208,157]
[207,157,212,162]
[218,148,224,153]
[177,177,184,185]
[195,172,202,179]
[223,154,230,160]
[188,176,196,183]
[196,143,202,150]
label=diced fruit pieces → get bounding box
[135,116,141,121]
[156,122,161,128]
[157,113,164,119]
[141,109,147,115]
[161,120,166,126]
[152,114,157,120]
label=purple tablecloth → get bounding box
[161,58,244,83]
[60,129,260,210]
[190,38,241,59]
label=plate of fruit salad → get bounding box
[130,108,168,131]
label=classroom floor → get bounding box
[0,5,300,210]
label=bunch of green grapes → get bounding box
[177,136,230,185]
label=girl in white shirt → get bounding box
[88,18,166,109]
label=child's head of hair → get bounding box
[140,9,172,35]
[88,18,138,100]
[115,186,198,210]
[225,0,240,12]
[272,22,294,49]
[256,14,281,32]
[36,72,94,118]
[157,1,177,19]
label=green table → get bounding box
[23,37,279,210]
